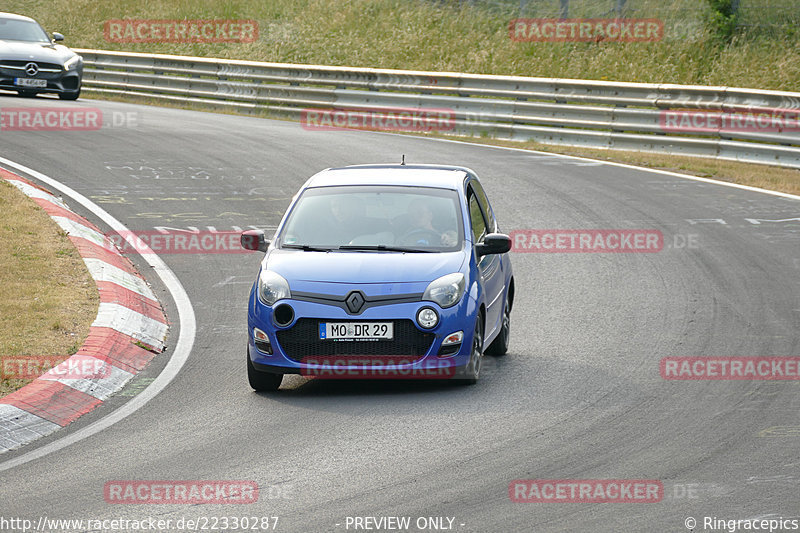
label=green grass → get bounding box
[0,180,98,398]
[5,0,800,91]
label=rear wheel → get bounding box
[486,296,510,356]
[458,318,483,385]
[247,347,283,391]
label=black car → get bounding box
[0,12,82,100]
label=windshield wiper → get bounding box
[337,244,434,253]
[282,243,334,252]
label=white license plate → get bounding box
[319,322,393,340]
[14,78,47,88]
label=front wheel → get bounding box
[457,318,483,385]
[247,347,283,391]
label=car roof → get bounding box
[304,164,474,190]
[0,12,37,23]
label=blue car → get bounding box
[241,163,514,391]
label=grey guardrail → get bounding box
[75,48,800,169]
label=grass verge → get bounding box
[0,179,98,397]
[4,0,800,91]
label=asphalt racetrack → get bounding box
[1,96,799,532]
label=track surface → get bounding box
[1,96,799,532]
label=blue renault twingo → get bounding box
[241,164,514,391]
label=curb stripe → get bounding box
[6,179,69,209]
[76,328,159,374]
[92,302,168,351]
[0,170,169,454]
[33,197,107,233]
[83,257,158,302]
[52,215,109,248]
[41,360,135,401]
[0,405,61,453]
[0,381,102,427]
[97,281,165,323]
[71,239,134,271]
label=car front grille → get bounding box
[0,60,63,70]
[276,319,434,362]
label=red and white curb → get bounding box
[0,168,168,453]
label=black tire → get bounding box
[247,347,283,391]
[486,295,511,356]
[59,87,80,101]
[457,318,483,385]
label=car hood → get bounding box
[0,40,76,63]
[265,249,467,285]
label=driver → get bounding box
[403,200,457,247]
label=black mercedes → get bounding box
[0,12,82,100]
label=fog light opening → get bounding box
[253,327,273,355]
[273,303,295,327]
[438,330,463,357]
[417,307,439,329]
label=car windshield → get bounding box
[0,18,51,42]
[279,185,464,252]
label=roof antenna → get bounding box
[400,154,406,165]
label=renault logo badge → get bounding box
[345,291,365,314]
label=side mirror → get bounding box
[52,32,65,42]
[241,230,268,252]
[476,233,511,257]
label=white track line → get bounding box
[0,157,196,473]
[378,131,800,202]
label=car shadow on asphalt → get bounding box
[259,352,515,398]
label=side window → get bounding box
[470,180,496,233]
[468,190,487,243]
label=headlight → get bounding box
[417,307,439,329]
[423,273,465,308]
[63,55,81,70]
[258,270,290,306]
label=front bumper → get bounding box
[247,287,477,379]
[0,67,82,95]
